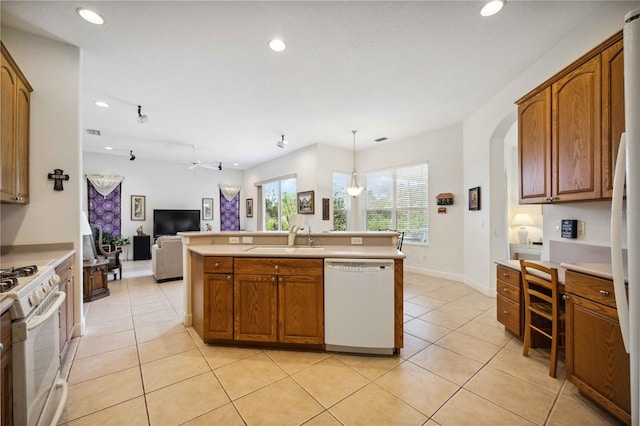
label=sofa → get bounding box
[151,235,183,282]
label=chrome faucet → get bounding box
[307,226,314,246]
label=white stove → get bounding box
[0,264,59,319]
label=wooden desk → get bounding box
[83,259,110,302]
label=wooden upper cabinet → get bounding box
[1,42,32,204]
[552,55,602,202]
[601,39,625,198]
[517,31,623,204]
[519,87,551,203]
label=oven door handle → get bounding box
[28,291,66,331]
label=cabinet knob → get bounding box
[227,275,231,280]
[271,277,276,281]
[562,295,569,301]
[279,277,282,282]
[503,310,509,315]
[502,272,509,277]
[275,265,279,270]
[502,287,509,293]
[214,262,219,268]
[599,290,609,296]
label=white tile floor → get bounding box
[58,260,620,425]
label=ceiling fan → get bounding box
[187,145,222,171]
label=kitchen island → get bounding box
[180,231,404,354]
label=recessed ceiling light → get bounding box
[233,163,239,166]
[480,0,505,17]
[104,146,113,150]
[269,39,286,52]
[95,101,109,108]
[77,8,105,25]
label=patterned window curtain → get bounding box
[88,181,122,237]
[220,190,240,231]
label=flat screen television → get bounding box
[153,209,200,237]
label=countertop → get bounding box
[1,248,75,315]
[187,244,405,259]
[495,259,624,284]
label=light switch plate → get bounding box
[242,236,253,244]
[351,237,363,245]
[229,236,240,244]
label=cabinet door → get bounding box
[58,278,68,354]
[601,40,625,198]
[552,56,602,201]
[205,273,234,340]
[278,275,324,344]
[519,87,552,203]
[234,274,277,342]
[496,294,520,337]
[0,53,16,203]
[566,294,630,423]
[14,78,30,203]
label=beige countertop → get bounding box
[1,248,75,314]
[495,259,625,284]
[188,244,405,259]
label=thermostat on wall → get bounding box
[561,219,578,239]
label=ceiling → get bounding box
[0,1,625,170]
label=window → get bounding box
[332,172,349,231]
[263,177,297,231]
[364,163,429,244]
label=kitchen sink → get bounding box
[244,246,326,253]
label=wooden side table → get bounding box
[83,259,110,302]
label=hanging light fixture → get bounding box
[345,130,364,197]
[137,105,148,124]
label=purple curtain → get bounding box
[88,181,122,237]
[220,191,240,231]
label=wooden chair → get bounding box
[90,224,122,280]
[519,259,564,378]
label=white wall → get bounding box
[350,123,464,280]
[463,2,638,295]
[84,152,244,258]
[0,28,83,332]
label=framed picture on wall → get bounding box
[131,195,146,220]
[246,198,253,218]
[202,198,213,220]
[468,187,481,211]
[297,191,315,214]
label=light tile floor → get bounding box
[59,261,620,425]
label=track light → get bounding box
[277,134,288,148]
[137,105,148,124]
[129,150,136,161]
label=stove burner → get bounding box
[0,276,18,292]
[0,265,39,279]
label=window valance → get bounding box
[219,183,242,201]
[86,174,124,197]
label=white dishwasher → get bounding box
[324,258,395,355]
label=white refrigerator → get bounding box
[611,7,640,425]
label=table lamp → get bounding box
[81,211,95,261]
[512,213,534,244]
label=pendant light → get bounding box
[345,130,364,197]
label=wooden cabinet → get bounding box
[234,258,324,345]
[56,255,75,357]
[82,259,109,302]
[519,88,551,203]
[496,265,522,337]
[517,32,624,204]
[601,39,625,198]
[565,270,630,424]
[551,55,601,201]
[1,309,13,426]
[1,42,32,204]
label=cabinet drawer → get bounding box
[497,294,520,336]
[204,257,233,273]
[496,280,520,304]
[234,258,323,276]
[496,265,521,287]
[55,255,74,282]
[565,270,618,309]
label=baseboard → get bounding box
[154,276,183,283]
[404,265,464,283]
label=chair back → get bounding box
[90,224,110,257]
[519,260,559,303]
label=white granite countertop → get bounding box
[187,244,405,259]
[495,259,627,284]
